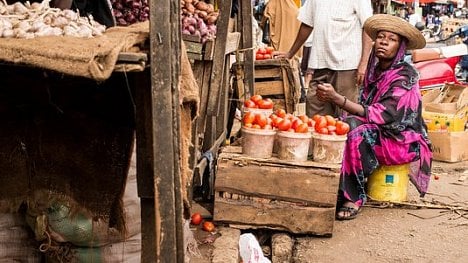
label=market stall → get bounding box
[0,0,212,261]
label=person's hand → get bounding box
[356,64,367,86]
[316,83,338,102]
[272,51,291,59]
[356,71,365,87]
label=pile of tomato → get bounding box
[242,95,350,135]
[255,46,275,60]
[243,94,274,109]
[309,114,350,135]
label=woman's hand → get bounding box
[316,83,339,103]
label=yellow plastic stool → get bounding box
[367,164,410,202]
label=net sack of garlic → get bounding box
[0,0,106,39]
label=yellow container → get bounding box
[367,164,410,202]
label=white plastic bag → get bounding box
[239,233,271,263]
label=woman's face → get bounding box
[374,30,402,62]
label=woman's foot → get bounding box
[336,202,361,220]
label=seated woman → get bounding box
[316,14,432,220]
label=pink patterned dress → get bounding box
[340,41,432,207]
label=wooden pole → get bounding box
[136,0,184,261]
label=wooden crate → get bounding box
[183,32,240,61]
[213,146,341,236]
[254,58,301,113]
[236,58,301,113]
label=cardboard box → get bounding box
[423,107,467,132]
[428,131,468,162]
[422,83,468,132]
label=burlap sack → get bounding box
[0,22,149,81]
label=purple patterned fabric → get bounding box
[340,40,432,206]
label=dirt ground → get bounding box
[192,160,468,263]
[291,160,468,263]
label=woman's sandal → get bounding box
[336,206,361,221]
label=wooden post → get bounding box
[135,0,184,262]
[239,0,254,97]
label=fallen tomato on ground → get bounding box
[191,212,203,225]
[202,221,215,232]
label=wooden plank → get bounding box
[184,41,204,54]
[255,67,282,79]
[225,32,241,55]
[219,146,341,170]
[281,67,294,113]
[204,39,215,60]
[187,52,204,61]
[255,80,285,96]
[182,33,202,43]
[206,0,232,117]
[215,160,339,205]
[117,52,148,62]
[134,69,157,262]
[149,0,184,261]
[255,58,289,67]
[196,61,213,150]
[239,0,254,96]
[214,199,335,236]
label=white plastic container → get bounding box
[311,133,347,164]
[242,127,276,158]
[276,131,311,162]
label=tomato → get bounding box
[312,114,322,122]
[434,175,440,180]
[255,53,264,60]
[266,46,275,54]
[275,108,286,118]
[295,123,309,133]
[298,115,309,124]
[244,99,256,108]
[307,119,315,128]
[291,118,303,130]
[318,127,329,134]
[250,95,263,104]
[314,116,328,132]
[191,213,203,225]
[336,121,350,135]
[263,54,272,60]
[257,47,267,54]
[254,113,268,128]
[277,118,292,131]
[325,115,336,126]
[252,124,261,129]
[327,125,337,133]
[272,117,283,128]
[243,112,255,125]
[257,99,274,109]
[244,123,252,128]
[202,221,215,232]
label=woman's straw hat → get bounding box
[364,14,426,50]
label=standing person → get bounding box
[316,14,432,220]
[261,0,302,57]
[273,0,373,117]
[408,7,422,26]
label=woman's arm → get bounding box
[316,83,365,116]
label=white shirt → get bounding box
[298,0,373,70]
[408,13,422,26]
